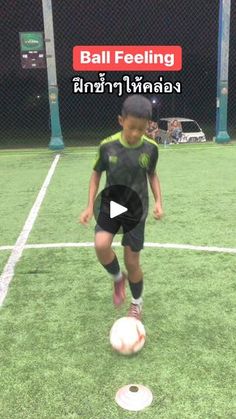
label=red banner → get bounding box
[73,45,182,72]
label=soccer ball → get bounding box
[110,317,146,355]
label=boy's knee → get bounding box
[95,241,110,253]
[95,238,112,255]
[95,232,113,253]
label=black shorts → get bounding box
[95,211,146,252]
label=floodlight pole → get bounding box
[42,0,64,150]
[216,0,231,143]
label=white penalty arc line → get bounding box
[0,154,61,307]
[0,242,235,254]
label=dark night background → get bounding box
[0,0,235,146]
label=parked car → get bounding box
[158,117,207,144]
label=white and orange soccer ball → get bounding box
[110,317,146,355]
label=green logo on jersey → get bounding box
[109,155,118,164]
[139,153,150,169]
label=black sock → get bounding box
[128,279,143,299]
[102,255,120,276]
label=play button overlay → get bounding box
[110,201,128,218]
[94,185,143,235]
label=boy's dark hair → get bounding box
[121,95,152,120]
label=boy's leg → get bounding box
[95,230,126,306]
[122,220,145,320]
[124,245,143,320]
[94,230,115,265]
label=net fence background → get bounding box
[1,0,236,148]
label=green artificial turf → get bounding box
[23,142,236,248]
[0,248,235,418]
[0,252,11,272]
[0,153,57,246]
[0,142,236,418]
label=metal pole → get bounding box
[216,0,231,143]
[42,0,64,150]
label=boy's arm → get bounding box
[80,142,106,225]
[148,172,164,219]
[148,172,162,205]
[87,170,102,208]
[79,170,102,225]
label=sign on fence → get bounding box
[19,32,46,69]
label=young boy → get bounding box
[79,95,163,320]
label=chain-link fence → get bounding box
[1,0,236,149]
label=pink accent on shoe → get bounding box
[127,303,142,321]
[113,273,126,306]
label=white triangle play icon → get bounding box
[110,201,128,219]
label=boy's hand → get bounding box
[153,201,164,220]
[78,207,93,226]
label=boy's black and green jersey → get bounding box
[93,131,159,219]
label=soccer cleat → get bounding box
[113,273,127,307]
[127,302,142,321]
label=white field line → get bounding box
[0,144,235,158]
[0,242,235,254]
[49,146,236,155]
[0,154,61,307]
